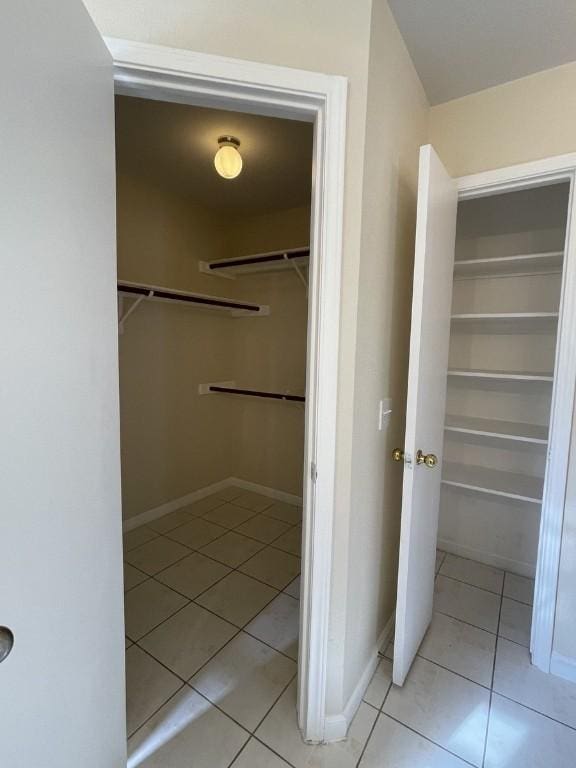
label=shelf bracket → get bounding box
[119,290,153,333]
[284,253,308,290]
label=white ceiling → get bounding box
[388,0,576,104]
[115,96,313,214]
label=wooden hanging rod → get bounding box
[208,385,305,402]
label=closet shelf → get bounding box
[117,281,269,319]
[199,382,305,402]
[199,247,309,276]
[453,251,564,280]
[445,415,548,445]
[442,462,544,504]
[450,312,559,333]
[448,368,554,383]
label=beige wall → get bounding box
[339,0,429,706]
[430,63,576,668]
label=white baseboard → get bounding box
[323,613,395,743]
[437,538,535,578]
[123,476,302,531]
[227,476,302,506]
[550,651,576,683]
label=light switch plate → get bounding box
[378,398,392,430]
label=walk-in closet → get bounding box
[117,94,314,753]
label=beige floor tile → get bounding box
[216,486,244,502]
[485,694,576,768]
[236,514,291,544]
[256,680,377,768]
[199,531,265,567]
[231,738,292,767]
[202,503,258,530]
[363,658,393,709]
[359,713,469,767]
[271,526,302,556]
[283,575,301,599]
[190,632,296,730]
[165,518,227,550]
[124,563,148,592]
[123,525,159,552]
[499,598,531,647]
[383,642,394,661]
[435,549,446,574]
[440,554,504,594]
[125,637,132,649]
[245,593,300,660]
[127,686,249,768]
[125,645,182,736]
[124,536,190,576]
[196,571,278,627]
[140,602,237,679]
[179,494,227,517]
[155,552,230,599]
[124,579,188,641]
[434,574,500,633]
[419,611,496,687]
[233,491,275,513]
[239,547,301,590]
[493,638,576,729]
[147,508,195,534]
[262,501,302,525]
[503,572,534,605]
[383,656,490,766]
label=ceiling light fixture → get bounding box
[214,135,243,179]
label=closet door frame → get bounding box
[456,152,576,675]
[106,37,347,743]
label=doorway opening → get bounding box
[118,92,315,761]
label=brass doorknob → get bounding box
[392,448,404,462]
[416,450,438,468]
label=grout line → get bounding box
[125,681,187,742]
[433,608,498,636]
[491,687,576,733]
[250,735,299,768]
[437,571,504,597]
[415,653,492,691]
[378,712,479,768]
[252,671,298,734]
[354,706,380,768]
[481,563,505,768]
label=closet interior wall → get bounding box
[116,101,311,523]
[438,183,570,576]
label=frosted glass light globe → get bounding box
[214,139,243,179]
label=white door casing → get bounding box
[0,2,125,766]
[393,145,458,686]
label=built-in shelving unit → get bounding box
[444,415,548,445]
[117,280,269,329]
[199,247,309,276]
[453,250,563,280]
[442,462,544,504]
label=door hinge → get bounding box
[311,462,318,483]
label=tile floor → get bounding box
[124,496,576,768]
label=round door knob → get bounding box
[392,448,404,462]
[416,449,438,468]
[0,626,14,663]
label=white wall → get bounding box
[429,63,576,669]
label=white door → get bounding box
[0,3,125,766]
[393,145,458,686]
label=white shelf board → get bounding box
[453,251,564,279]
[442,462,544,504]
[445,415,548,444]
[450,312,559,333]
[448,368,554,383]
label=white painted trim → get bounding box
[227,477,302,506]
[122,479,231,532]
[550,651,576,683]
[454,152,576,674]
[106,38,347,742]
[324,614,395,742]
[437,539,536,578]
